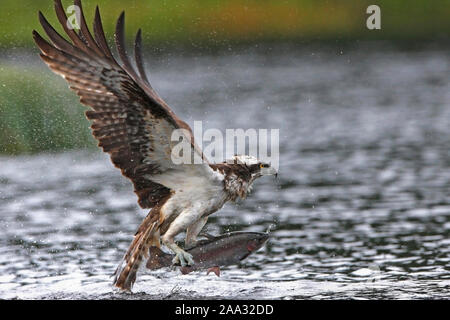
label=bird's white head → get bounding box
[231,155,278,178]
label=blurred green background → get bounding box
[0,0,449,154]
[1,0,450,48]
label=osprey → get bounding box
[33,0,277,291]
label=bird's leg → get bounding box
[164,240,194,267]
[185,217,208,249]
[161,213,198,267]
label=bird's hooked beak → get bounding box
[261,166,278,178]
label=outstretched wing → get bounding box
[33,0,212,208]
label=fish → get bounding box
[146,231,269,276]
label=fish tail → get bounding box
[146,246,172,270]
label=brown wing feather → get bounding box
[93,6,116,61]
[134,29,150,85]
[33,1,207,208]
[73,0,105,57]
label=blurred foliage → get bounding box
[0,0,449,49]
[0,64,95,154]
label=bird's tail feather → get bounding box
[112,211,160,291]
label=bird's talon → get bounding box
[185,253,195,266]
[172,251,194,267]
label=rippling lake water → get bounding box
[0,43,449,299]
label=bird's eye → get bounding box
[260,164,269,168]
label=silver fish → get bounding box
[146,231,269,276]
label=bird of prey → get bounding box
[33,0,277,291]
